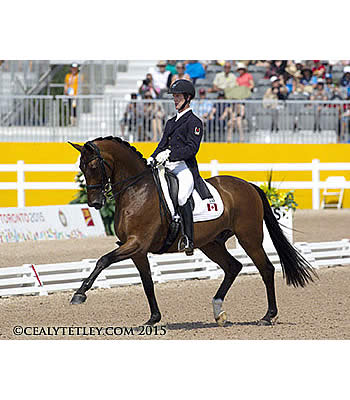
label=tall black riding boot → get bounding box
[179,199,194,256]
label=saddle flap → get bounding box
[152,165,177,216]
[164,168,179,210]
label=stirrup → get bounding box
[178,235,194,256]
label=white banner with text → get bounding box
[0,204,106,243]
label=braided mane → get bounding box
[92,136,148,166]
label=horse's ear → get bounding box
[68,142,83,153]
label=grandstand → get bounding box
[0,60,349,143]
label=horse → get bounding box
[69,136,316,326]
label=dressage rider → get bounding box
[147,79,210,256]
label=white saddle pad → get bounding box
[157,166,224,223]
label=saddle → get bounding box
[151,165,223,254]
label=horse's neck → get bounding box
[111,142,147,181]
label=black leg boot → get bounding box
[179,199,194,256]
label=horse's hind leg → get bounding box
[200,241,243,326]
[238,237,278,325]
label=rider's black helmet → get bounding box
[169,79,195,100]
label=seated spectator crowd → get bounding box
[123,60,350,142]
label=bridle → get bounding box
[83,141,114,196]
[82,141,149,200]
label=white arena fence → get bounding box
[0,159,350,209]
[0,240,349,298]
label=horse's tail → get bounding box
[251,183,317,288]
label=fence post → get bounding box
[312,159,320,210]
[210,160,219,177]
[17,160,25,208]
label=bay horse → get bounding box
[69,136,315,326]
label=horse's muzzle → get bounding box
[91,202,103,210]
[88,195,105,210]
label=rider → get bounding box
[147,79,210,256]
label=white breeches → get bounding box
[166,160,194,206]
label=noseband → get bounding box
[83,141,149,199]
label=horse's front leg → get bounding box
[70,238,140,305]
[132,253,161,326]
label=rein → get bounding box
[84,141,149,199]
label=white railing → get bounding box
[1,239,349,298]
[0,159,350,209]
[0,161,79,207]
[201,159,350,209]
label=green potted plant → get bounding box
[260,170,298,213]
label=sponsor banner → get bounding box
[263,207,293,249]
[0,204,106,243]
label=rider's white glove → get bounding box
[156,149,171,165]
[147,157,154,165]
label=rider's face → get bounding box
[173,93,185,111]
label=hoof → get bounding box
[215,311,227,327]
[257,319,272,326]
[70,293,87,305]
[144,314,161,326]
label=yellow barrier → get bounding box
[1,142,350,208]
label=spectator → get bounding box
[312,60,326,79]
[292,71,305,95]
[311,79,328,131]
[171,62,191,85]
[310,79,328,101]
[119,93,144,138]
[285,64,301,94]
[227,102,245,143]
[263,76,288,114]
[166,60,177,75]
[191,88,213,123]
[300,66,318,95]
[151,61,172,95]
[139,73,159,99]
[143,91,165,142]
[264,60,287,79]
[340,66,350,98]
[325,74,343,100]
[184,60,206,84]
[262,76,288,132]
[64,62,80,126]
[294,60,304,72]
[208,61,237,93]
[340,96,350,142]
[236,63,254,91]
[207,91,231,141]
